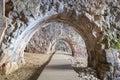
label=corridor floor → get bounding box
[37,53,79,80]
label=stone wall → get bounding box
[0,18,6,44]
[0,0,3,18]
[0,0,119,79]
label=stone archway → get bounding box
[14,13,98,67]
[1,0,116,79]
[47,38,75,56]
[0,13,100,74]
[0,12,101,74]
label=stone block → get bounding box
[4,61,18,75]
[0,18,6,44]
[99,63,110,71]
[114,71,120,80]
[18,58,26,67]
[94,15,101,21]
[98,54,106,63]
[0,0,3,18]
[97,67,107,79]
[0,18,6,31]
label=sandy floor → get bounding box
[0,52,52,80]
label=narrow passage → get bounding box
[37,52,79,80]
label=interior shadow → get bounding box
[47,64,73,70]
[27,53,55,80]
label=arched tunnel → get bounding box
[0,0,120,80]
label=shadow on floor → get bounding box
[27,53,55,80]
[47,64,73,70]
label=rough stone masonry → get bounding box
[0,0,120,79]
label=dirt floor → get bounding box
[0,52,52,80]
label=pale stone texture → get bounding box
[0,18,6,43]
[0,0,119,79]
[26,23,87,56]
[0,0,3,18]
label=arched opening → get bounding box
[12,13,96,68]
[22,21,88,80]
[1,0,119,79]
[0,12,99,78]
[24,21,88,62]
[48,39,74,56]
[53,40,72,55]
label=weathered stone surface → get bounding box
[0,0,3,18]
[26,23,87,56]
[0,0,119,79]
[0,18,6,44]
[4,61,18,75]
